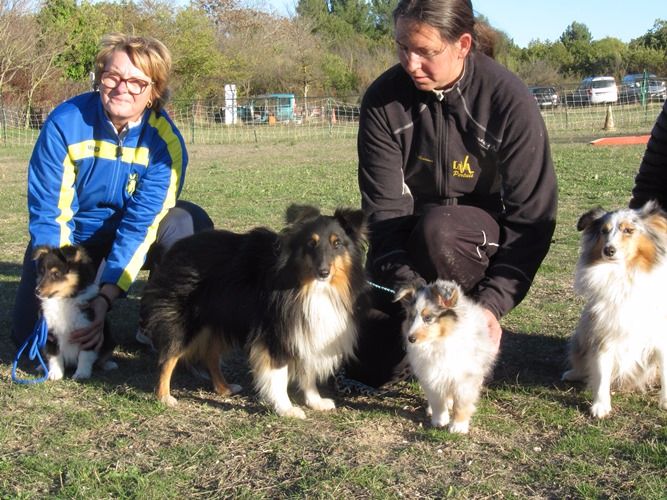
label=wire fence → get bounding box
[1,92,665,147]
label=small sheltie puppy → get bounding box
[562,201,667,418]
[33,245,116,381]
[142,204,368,419]
[396,279,497,434]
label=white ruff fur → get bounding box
[289,280,356,381]
[567,253,667,417]
[257,280,356,419]
[41,284,100,380]
[405,285,497,434]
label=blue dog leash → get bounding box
[11,316,49,384]
[367,280,396,295]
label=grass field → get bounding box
[1,138,665,498]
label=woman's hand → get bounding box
[70,295,109,351]
[70,284,119,351]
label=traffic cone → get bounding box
[603,104,615,131]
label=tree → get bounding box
[560,21,592,49]
[0,0,35,97]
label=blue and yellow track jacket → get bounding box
[27,91,187,292]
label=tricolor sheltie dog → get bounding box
[141,204,368,419]
[33,245,116,381]
[396,279,498,433]
[562,201,667,418]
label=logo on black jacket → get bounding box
[452,155,474,179]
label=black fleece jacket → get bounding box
[630,99,667,209]
[358,51,558,318]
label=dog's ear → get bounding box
[285,204,320,225]
[31,245,51,261]
[60,245,91,265]
[639,200,667,235]
[577,207,607,231]
[394,286,416,305]
[432,280,459,309]
[334,208,368,243]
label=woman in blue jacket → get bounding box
[11,33,212,351]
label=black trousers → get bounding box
[345,205,500,387]
[10,200,213,348]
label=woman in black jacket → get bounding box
[348,0,558,386]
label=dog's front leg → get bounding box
[259,364,306,419]
[422,385,450,427]
[72,350,98,380]
[47,354,65,381]
[299,371,336,412]
[589,350,613,418]
[250,343,305,418]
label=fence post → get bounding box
[190,102,196,145]
[1,98,6,145]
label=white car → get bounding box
[580,76,618,104]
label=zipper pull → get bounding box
[116,146,122,158]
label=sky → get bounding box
[262,0,662,48]
[472,0,662,48]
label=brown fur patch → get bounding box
[38,270,79,298]
[629,232,657,273]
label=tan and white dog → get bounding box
[562,201,667,418]
[396,279,497,434]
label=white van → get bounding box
[579,76,618,104]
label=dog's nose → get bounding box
[408,335,417,343]
[317,268,330,279]
[603,245,616,257]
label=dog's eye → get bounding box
[622,227,634,235]
[307,239,318,248]
[422,314,434,324]
[332,238,342,249]
[600,226,611,234]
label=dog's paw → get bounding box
[158,394,179,407]
[277,406,307,419]
[47,368,64,381]
[590,401,612,418]
[431,412,450,428]
[306,397,336,412]
[448,420,470,434]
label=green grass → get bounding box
[1,137,665,498]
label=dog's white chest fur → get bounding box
[291,282,356,379]
[407,309,495,391]
[42,284,98,367]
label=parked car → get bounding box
[619,73,667,103]
[529,86,559,108]
[564,76,618,106]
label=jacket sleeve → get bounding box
[27,118,77,248]
[473,98,558,318]
[630,99,667,209]
[358,89,424,289]
[100,113,187,291]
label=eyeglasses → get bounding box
[395,41,448,62]
[100,72,153,95]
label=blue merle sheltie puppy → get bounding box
[562,201,667,418]
[142,204,368,419]
[396,279,498,434]
[33,245,117,381]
